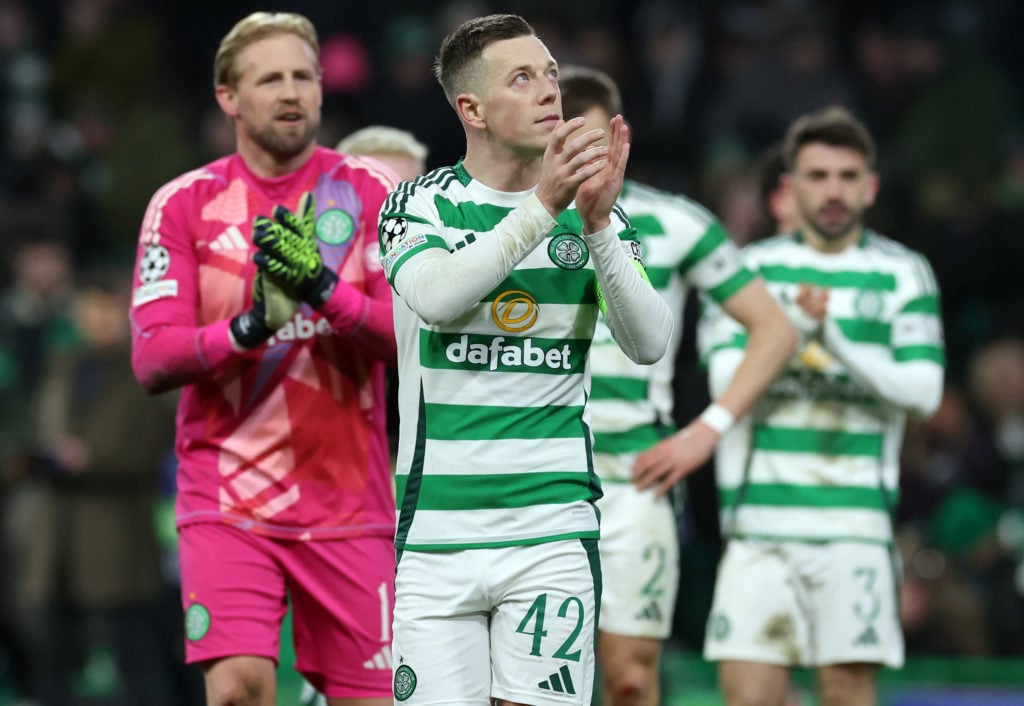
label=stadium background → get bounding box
[0,0,1022,704]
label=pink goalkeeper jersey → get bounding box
[130,147,398,541]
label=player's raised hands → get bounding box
[535,116,610,218]
[252,192,338,309]
[575,115,630,234]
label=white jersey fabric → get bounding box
[379,164,671,554]
[700,230,946,544]
[589,179,754,479]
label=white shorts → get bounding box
[596,481,678,639]
[703,539,903,668]
[392,539,600,705]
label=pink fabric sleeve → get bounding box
[130,186,242,395]
[130,319,239,395]
[317,269,395,366]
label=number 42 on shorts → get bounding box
[515,593,586,661]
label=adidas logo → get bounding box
[538,665,576,695]
[634,601,663,622]
[854,626,879,646]
[209,226,250,252]
[363,647,393,670]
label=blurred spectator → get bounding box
[20,269,177,705]
[0,0,51,190]
[0,238,76,700]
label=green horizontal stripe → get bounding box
[555,209,584,232]
[754,425,884,457]
[901,295,941,315]
[401,530,600,552]
[590,375,648,401]
[834,318,891,345]
[386,233,448,283]
[434,195,514,230]
[419,330,588,375]
[678,222,727,275]
[759,265,897,291]
[593,424,673,455]
[646,266,672,289]
[630,214,666,237]
[719,483,897,510]
[425,402,584,441]
[727,532,891,546]
[893,345,946,364]
[708,268,755,303]
[397,472,593,510]
[483,267,596,305]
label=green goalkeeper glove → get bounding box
[229,271,300,349]
[252,192,338,308]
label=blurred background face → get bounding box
[789,142,878,244]
[74,288,128,350]
[572,104,612,145]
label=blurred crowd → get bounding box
[0,0,1022,702]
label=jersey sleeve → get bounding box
[680,220,755,304]
[379,186,557,325]
[129,178,240,394]
[588,204,672,365]
[821,252,946,417]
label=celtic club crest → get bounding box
[393,664,417,701]
[316,208,355,245]
[548,232,589,270]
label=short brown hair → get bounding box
[213,12,320,90]
[782,105,876,170]
[433,14,535,107]
[558,65,622,121]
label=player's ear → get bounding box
[457,92,485,130]
[864,171,880,207]
[215,84,239,120]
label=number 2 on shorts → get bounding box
[515,593,585,662]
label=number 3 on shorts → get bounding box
[515,593,585,661]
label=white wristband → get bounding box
[700,402,735,434]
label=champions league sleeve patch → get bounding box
[380,216,409,253]
[139,244,171,283]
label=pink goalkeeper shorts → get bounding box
[179,522,395,698]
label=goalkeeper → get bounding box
[128,11,400,706]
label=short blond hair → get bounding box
[336,126,428,163]
[213,12,320,90]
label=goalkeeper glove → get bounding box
[252,192,338,308]
[229,271,300,349]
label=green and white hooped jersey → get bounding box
[589,180,753,482]
[700,230,946,544]
[380,162,639,552]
